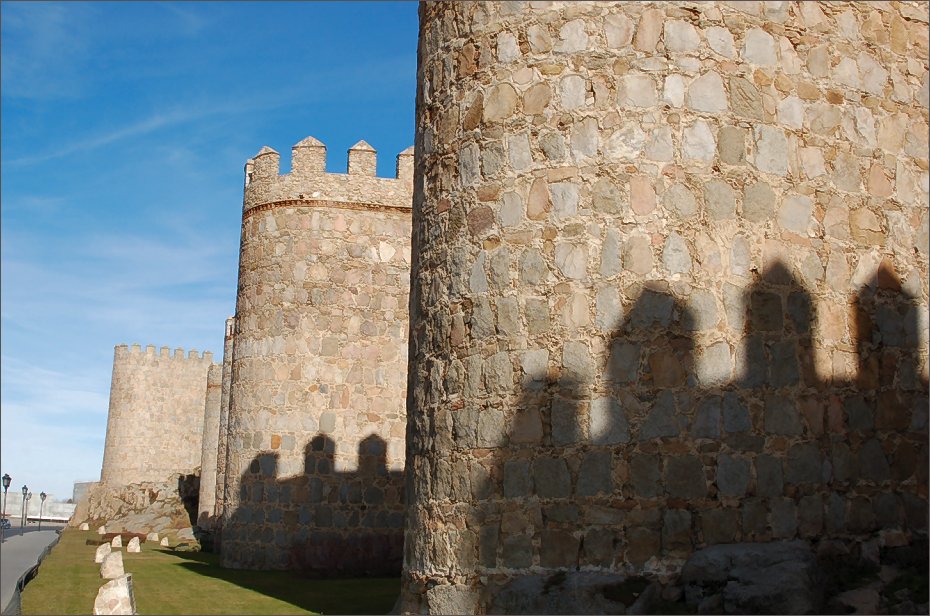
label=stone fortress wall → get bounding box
[196,363,224,528]
[85,1,929,602]
[209,316,236,542]
[100,343,218,486]
[218,138,414,572]
[400,1,929,612]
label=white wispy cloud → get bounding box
[0,3,94,100]
[5,107,220,166]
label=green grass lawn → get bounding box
[22,529,400,615]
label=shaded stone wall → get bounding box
[100,344,215,486]
[212,316,236,546]
[197,364,223,528]
[220,137,413,571]
[401,1,929,612]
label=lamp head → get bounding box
[1,474,10,490]
[26,492,32,500]
[21,485,27,496]
[40,492,47,501]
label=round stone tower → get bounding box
[220,137,414,571]
[100,344,215,486]
[402,1,928,613]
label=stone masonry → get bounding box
[219,138,414,572]
[100,344,217,486]
[197,363,223,528]
[400,1,929,612]
[211,316,236,546]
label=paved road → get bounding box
[0,523,65,612]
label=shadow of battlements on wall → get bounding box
[219,433,405,578]
[468,259,928,612]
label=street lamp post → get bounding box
[1,474,10,543]
[20,486,27,535]
[39,493,47,531]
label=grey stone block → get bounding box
[533,457,572,498]
[692,396,722,438]
[764,395,803,435]
[741,498,768,537]
[582,528,615,567]
[680,540,822,614]
[630,453,661,498]
[663,509,693,551]
[831,443,857,483]
[701,508,739,545]
[858,439,891,481]
[771,498,798,538]
[717,454,751,497]
[755,454,784,497]
[501,534,533,569]
[769,341,800,387]
[539,529,580,567]
[798,494,823,538]
[605,339,639,383]
[785,443,822,485]
[577,450,613,496]
[503,459,532,498]
[640,391,682,440]
[723,393,751,433]
[665,455,707,499]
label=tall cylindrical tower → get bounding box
[100,344,215,486]
[403,2,928,612]
[212,316,236,547]
[221,137,415,571]
[196,363,223,528]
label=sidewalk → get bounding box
[0,524,64,613]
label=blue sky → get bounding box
[1,1,418,501]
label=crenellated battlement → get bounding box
[115,343,215,363]
[242,136,414,213]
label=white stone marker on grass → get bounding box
[95,543,112,564]
[100,551,124,579]
[127,537,141,553]
[160,537,169,547]
[111,535,122,548]
[97,525,106,535]
[93,573,136,615]
[80,522,90,531]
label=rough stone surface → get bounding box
[196,364,223,529]
[93,574,136,616]
[100,551,125,580]
[95,543,112,564]
[221,139,412,573]
[403,4,929,612]
[100,344,215,485]
[680,541,822,614]
[75,475,199,539]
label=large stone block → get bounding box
[93,574,136,615]
[94,543,111,564]
[100,551,124,580]
[681,541,822,614]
